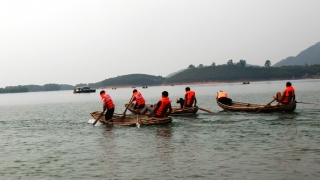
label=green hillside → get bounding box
[164,64,320,84]
[274,42,320,67]
[86,74,165,88]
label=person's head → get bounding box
[100,90,105,95]
[185,87,190,91]
[162,91,169,97]
[133,89,137,93]
[286,82,292,87]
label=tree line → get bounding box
[0,84,74,94]
[165,64,320,84]
[2,64,320,94]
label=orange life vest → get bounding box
[155,97,171,117]
[101,93,115,109]
[217,91,228,99]
[184,90,196,106]
[282,86,295,103]
[133,91,146,105]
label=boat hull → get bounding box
[125,103,198,116]
[216,100,296,112]
[90,111,172,126]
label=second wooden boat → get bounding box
[216,100,296,112]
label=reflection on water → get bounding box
[0,79,320,179]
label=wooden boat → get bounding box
[90,111,172,126]
[216,100,296,112]
[125,103,198,116]
[73,86,96,93]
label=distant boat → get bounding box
[142,86,148,89]
[243,81,250,84]
[73,86,96,93]
[112,87,117,90]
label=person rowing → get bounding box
[216,90,232,105]
[176,87,197,109]
[273,81,295,106]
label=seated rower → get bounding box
[274,82,295,105]
[139,91,172,117]
[216,90,232,105]
[132,89,146,110]
[176,87,197,108]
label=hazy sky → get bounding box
[1,0,320,87]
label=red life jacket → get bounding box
[217,91,228,99]
[133,91,146,105]
[282,86,295,103]
[184,90,195,106]
[101,93,115,109]
[155,97,171,117]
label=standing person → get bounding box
[140,91,172,117]
[132,89,146,109]
[216,90,232,105]
[100,90,115,121]
[274,82,295,105]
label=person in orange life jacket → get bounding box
[216,90,232,105]
[273,82,295,105]
[139,91,172,117]
[176,87,197,108]
[100,90,115,121]
[132,89,146,109]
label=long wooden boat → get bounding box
[124,103,198,116]
[90,111,172,126]
[216,100,296,112]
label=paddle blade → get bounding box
[198,107,214,114]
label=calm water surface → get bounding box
[0,79,320,179]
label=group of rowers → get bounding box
[100,81,295,121]
[99,87,197,122]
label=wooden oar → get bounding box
[136,114,140,128]
[93,110,105,126]
[296,101,319,105]
[122,95,134,117]
[254,99,276,114]
[198,107,214,114]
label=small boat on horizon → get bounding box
[73,86,96,93]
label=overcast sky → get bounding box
[1,0,320,88]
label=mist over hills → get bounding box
[274,42,320,67]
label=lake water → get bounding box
[0,79,320,179]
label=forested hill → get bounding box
[87,74,164,88]
[164,64,320,84]
[0,84,74,94]
[273,42,320,67]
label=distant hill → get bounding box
[87,74,165,88]
[274,42,320,67]
[166,69,186,78]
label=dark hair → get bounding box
[100,90,105,95]
[185,87,190,91]
[162,91,169,97]
[133,89,137,93]
[286,82,292,86]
